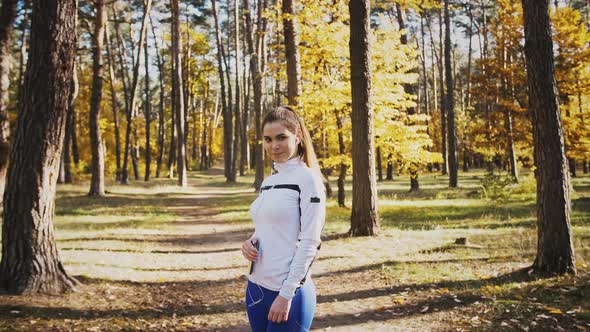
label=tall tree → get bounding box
[444,0,458,187]
[283,0,302,106]
[0,0,18,203]
[234,0,244,176]
[396,4,420,192]
[212,0,234,183]
[522,0,576,275]
[105,21,122,181]
[121,0,152,184]
[349,0,379,236]
[149,15,166,178]
[63,65,78,184]
[144,29,151,181]
[437,9,448,175]
[244,0,265,190]
[172,0,187,187]
[89,0,107,196]
[0,0,78,294]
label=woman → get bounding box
[241,106,326,331]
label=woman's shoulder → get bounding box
[293,166,323,188]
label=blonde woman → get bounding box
[241,106,326,331]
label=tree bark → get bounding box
[234,0,245,176]
[282,0,301,107]
[244,0,265,190]
[0,0,18,204]
[212,0,235,183]
[376,145,383,182]
[149,15,166,178]
[144,32,151,181]
[89,0,106,196]
[386,155,393,181]
[172,0,187,187]
[241,7,250,175]
[63,65,78,184]
[444,0,458,187]
[335,113,347,207]
[0,0,79,294]
[437,9,448,176]
[121,0,152,184]
[349,0,379,236]
[522,0,576,275]
[105,22,121,182]
[410,169,419,192]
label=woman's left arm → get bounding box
[278,172,326,301]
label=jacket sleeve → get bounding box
[279,171,326,300]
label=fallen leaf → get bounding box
[546,307,563,315]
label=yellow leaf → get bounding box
[393,298,405,305]
[545,307,563,315]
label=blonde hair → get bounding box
[262,106,320,172]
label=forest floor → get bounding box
[0,168,589,331]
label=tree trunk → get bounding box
[444,0,458,187]
[0,0,79,294]
[386,154,393,180]
[183,17,191,169]
[121,0,152,184]
[241,9,250,175]
[244,0,265,190]
[171,0,187,187]
[149,15,166,178]
[212,0,234,183]
[64,65,78,184]
[397,4,421,191]
[168,100,176,178]
[89,0,106,196]
[438,9,448,176]
[144,33,151,181]
[105,22,121,181]
[335,113,346,207]
[192,99,199,163]
[349,0,379,237]
[233,0,244,177]
[410,169,419,192]
[376,146,383,182]
[200,85,209,170]
[463,5,474,173]
[131,122,140,180]
[282,0,301,107]
[0,0,18,204]
[522,0,576,275]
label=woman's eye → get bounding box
[264,138,271,143]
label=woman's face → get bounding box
[263,121,300,163]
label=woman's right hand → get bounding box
[241,238,258,262]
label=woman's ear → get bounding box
[296,128,303,144]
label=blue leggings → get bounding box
[245,280,316,332]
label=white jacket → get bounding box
[248,157,326,300]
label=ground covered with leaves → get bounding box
[0,169,589,331]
